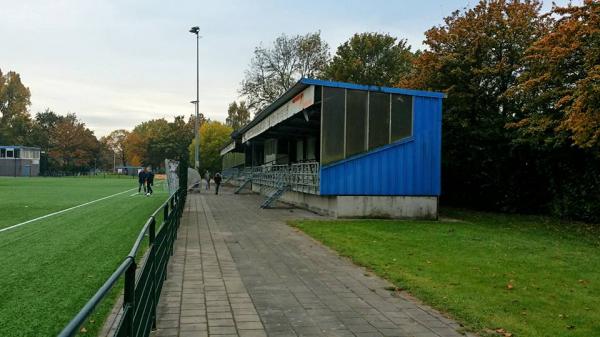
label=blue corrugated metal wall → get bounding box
[320,95,442,196]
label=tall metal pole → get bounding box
[194,33,200,171]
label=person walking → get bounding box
[146,167,155,196]
[204,170,211,190]
[138,168,147,194]
[214,172,222,195]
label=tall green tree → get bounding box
[240,31,330,112]
[29,109,61,151]
[0,69,32,145]
[100,129,130,166]
[402,0,549,211]
[225,101,251,130]
[124,117,193,169]
[189,121,232,175]
[324,32,414,86]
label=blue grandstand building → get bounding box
[221,78,445,219]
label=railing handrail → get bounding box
[57,188,185,337]
[58,258,134,337]
[128,216,155,258]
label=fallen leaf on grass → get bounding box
[494,328,513,337]
[507,283,514,290]
[80,327,87,333]
[567,325,576,330]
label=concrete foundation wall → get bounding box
[336,195,438,219]
[0,159,40,177]
[278,189,338,217]
[251,182,438,219]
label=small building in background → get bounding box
[221,78,445,219]
[0,146,41,177]
[115,165,144,176]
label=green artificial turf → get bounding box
[0,175,142,230]
[291,209,600,337]
[0,177,169,337]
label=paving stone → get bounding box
[180,323,208,331]
[157,319,179,328]
[208,319,236,327]
[234,314,261,323]
[181,316,208,324]
[238,330,268,337]
[179,331,209,337]
[208,312,234,319]
[235,321,264,330]
[153,327,178,337]
[181,309,206,317]
[209,326,238,334]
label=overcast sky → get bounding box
[0,0,578,137]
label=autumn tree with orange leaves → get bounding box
[508,0,600,150]
[403,0,600,220]
[402,0,550,212]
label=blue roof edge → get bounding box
[299,78,447,99]
[231,78,446,141]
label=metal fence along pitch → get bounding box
[57,188,187,337]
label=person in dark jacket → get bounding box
[138,168,147,194]
[146,168,155,196]
[214,172,222,195]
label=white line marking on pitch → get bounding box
[0,187,137,234]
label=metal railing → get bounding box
[57,188,187,337]
[223,162,320,194]
[254,162,320,195]
[289,162,320,194]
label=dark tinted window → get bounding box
[368,92,390,150]
[321,87,345,164]
[345,90,368,157]
[391,94,413,141]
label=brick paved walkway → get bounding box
[152,188,466,337]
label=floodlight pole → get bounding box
[189,26,201,171]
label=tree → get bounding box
[0,69,32,145]
[324,33,414,86]
[101,129,130,166]
[401,0,548,210]
[29,109,61,151]
[240,31,330,112]
[189,121,233,175]
[49,114,100,171]
[226,101,251,130]
[508,0,600,150]
[123,117,193,170]
[149,116,193,168]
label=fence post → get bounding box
[163,203,173,257]
[149,216,157,330]
[124,259,137,336]
[174,193,180,230]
